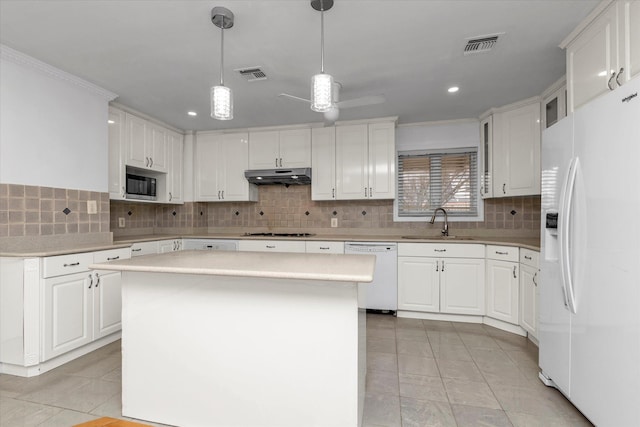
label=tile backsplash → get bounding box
[0,183,109,237]
[111,185,540,237]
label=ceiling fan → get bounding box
[278,0,385,126]
[278,84,386,125]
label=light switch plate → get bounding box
[87,200,98,214]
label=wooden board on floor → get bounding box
[74,417,152,427]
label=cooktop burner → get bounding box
[243,232,316,237]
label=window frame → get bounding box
[393,147,484,222]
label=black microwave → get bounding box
[126,173,156,201]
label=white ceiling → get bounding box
[0,0,599,132]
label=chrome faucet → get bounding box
[430,208,449,236]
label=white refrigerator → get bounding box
[539,76,640,426]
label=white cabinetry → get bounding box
[479,116,493,199]
[564,0,640,112]
[108,107,126,200]
[238,240,306,253]
[311,127,337,200]
[335,121,395,200]
[248,128,311,169]
[166,131,183,204]
[542,79,567,129]
[158,239,182,253]
[305,241,344,254]
[398,243,485,315]
[130,241,159,257]
[486,245,519,325]
[195,132,258,202]
[125,113,168,173]
[519,248,539,339]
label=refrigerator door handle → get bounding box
[560,157,579,314]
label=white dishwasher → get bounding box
[345,242,397,314]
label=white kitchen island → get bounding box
[90,250,375,427]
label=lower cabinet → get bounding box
[485,245,520,325]
[397,244,485,315]
[238,240,306,253]
[519,249,540,339]
[158,239,182,253]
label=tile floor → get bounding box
[0,314,593,427]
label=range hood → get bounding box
[244,167,311,185]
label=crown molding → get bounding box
[1,44,118,101]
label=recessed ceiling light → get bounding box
[187,111,198,116]
[448,86,459,93]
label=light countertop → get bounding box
[90,250,376,283]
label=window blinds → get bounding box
[397,149,478,217]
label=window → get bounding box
[396,148,479,219]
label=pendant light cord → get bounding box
[320,7,324,73]
[220,22,225,86]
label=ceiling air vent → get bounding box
[236,67,267,82]
[463,35,500,55]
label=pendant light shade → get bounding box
[311,73,334,112]
[210,7,234,120]
[310,0,335,113]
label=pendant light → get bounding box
[310,0,335,113]
[210,7,234,120]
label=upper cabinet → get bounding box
[194,132,258,202]
[125,114,168,173]
[563,0,640,112]
[248,128,311,170]
[541,78,567,129]
[311,127,336,200]
[108,107,126,200]
[166,131,184,204]
[335,121,396,200]
[480,99,541,198]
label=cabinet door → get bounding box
[479,116,493,198]
[238,240,306,253]
[368,122,395,199]
[167,132,183,203]
[397,256,439,312]
[125,114,148,169]
[158,240,177,253]
[279,128,311,168]
[108,108,126,200]
[147,124,168,172]
[620,0,640,82]
[336,124,368,200]
[220,132,256,201]
[130,241,159,257]
[494,102,541,197]
[194,134,222,201]
[440,258,485,315]
[42,273,93,360]
[542,86,567,129]
[567,4,618,111]
[486,259,519,324]
[93,271,122,339]
[519,264,538,338]
[248,131,280,169]
[311,127,336,200]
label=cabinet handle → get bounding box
[608,71,617,90]
[364,187,367,197]
[218,190,221,200]
[169,192,172,201]
[436,261,439,272]
[279,158,283,167]
[434,249,446,252]
[616,67,624,87]
[266,245,276,249]
[275,158,279,167]
[513,266,517,278]
[441,260,445,272]
[95,273,100,287]
[524,255,532,260]
[107,256,120,261]
[332,188,335,199]
[145,157,150,167]
[88,274,93,289]
[319,247,330,250]
[150,157,154,167]
[502,183,506,194]
[221,190,224,199]
[495,251,508,255]
[369,187,372,198]
[533,271,538,286]
[132,248,142,252]
[121,186,125,198]
[63,262,80,267]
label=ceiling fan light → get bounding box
[311,73,334,112]
[211,85,233,120]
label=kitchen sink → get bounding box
[401,236,475,241]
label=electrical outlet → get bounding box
[118,217,125,228]
[331,218,338,228]
[87,200,97,214]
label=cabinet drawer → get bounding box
[42,252,93,278]
[130,241,160,257]
[306,241,344,254]
[398,243,484,258]
[94,248,131,264]
[238,240,306,253]
[486,245,519,262]
[519,249,539,268]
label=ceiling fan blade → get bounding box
[277,93,311,104]
[336,95,386,109]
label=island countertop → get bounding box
[90,249,376,283]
